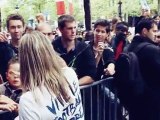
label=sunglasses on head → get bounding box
[43,32,56,36]
[43,32,52,36]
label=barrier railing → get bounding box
[80,77,125,120]
[0,77,127,120]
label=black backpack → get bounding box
[114,42,149,110]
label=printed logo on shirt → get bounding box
[46,81,84,119]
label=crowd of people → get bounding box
[0,7,159,120]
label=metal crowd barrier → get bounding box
[0,77,128,120]
[80,77,126,120]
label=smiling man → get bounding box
[0,14,25,82]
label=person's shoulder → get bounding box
[0,82,7,94]
[76,40,91,52]
[61,67,79,84]
[142,42,160,53]
[0,42,10,50]
[20,91,33,100]
[0,42,15,56]
[61,67,77,78]
[52,36,61,46]
[0,82,6,87]
[76,40,88,46]
[53,36,61,43]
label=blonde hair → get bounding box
[36,13,45,23]
[19,31,71,104]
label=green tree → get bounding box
[1,0,159,29]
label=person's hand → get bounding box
[0,103,18,112]
[104,68,115,76]
[0,32,10,42]
[104,63,115,76]
[0,95,16,104]
[97,42,105,55]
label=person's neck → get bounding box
[61,37,75,52]
[11,39,20,48]
[93,42,99,48]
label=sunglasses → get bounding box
[43,32,56,36]
[156,36,160,39]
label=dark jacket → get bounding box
[52,37,96,80]
[90,42,115,80]
[0,42,18,82]
[128,35,160,120]
[0,82,22,120]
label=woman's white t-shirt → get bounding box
[18,67,84,120]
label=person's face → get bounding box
[94,25,108,44]
[142,9,150,17]
[39,25,55,42]
[6,63,21,89]
[145,24,158,42]
[60,21,76,41]
[155,31,160,44]
[154,16,160,24]
[8,20,24,41]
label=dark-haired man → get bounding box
[127,18,159,120]
[0,14,25,82]
[53,15,96,86]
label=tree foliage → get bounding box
[0,0,159,27]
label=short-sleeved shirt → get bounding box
[19,67,84,120]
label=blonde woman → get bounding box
[18,31,84,120]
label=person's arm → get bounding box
[0,103,18,112]
[79,76,94,86]
[77,44,96,85]
[0,95,18,112]
[103,48,115,76]
[0,95,16,104]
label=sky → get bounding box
[0,0,7,7]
